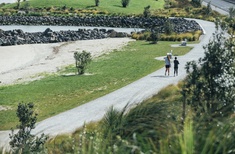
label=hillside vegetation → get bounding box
[0,0,164,15]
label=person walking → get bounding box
[164,54,171,76]
[174,57,179,76]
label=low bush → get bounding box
[121,0,131,8]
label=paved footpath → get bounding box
[0,19,216,151]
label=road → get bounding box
[203,0,235,13]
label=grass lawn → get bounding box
[3,0,165,15]
[0,40,192,130]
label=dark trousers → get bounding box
[174,67,178,75]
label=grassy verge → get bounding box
[0,40,192,130]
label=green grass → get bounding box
[3,0,165,15]
[0,41,192,130]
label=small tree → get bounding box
[182,27,235,120]
[74,50,92,75]
[121,0,130,8]
[16,0,21,9]
[164,19,174,35]
[149,29,159,44]
[23,1,30,12]
[191,0,202,7]
[228,7,235,19]
[205,1,212,15]
[143,5,151,18]
[9,103,48,154]
[95,0,100,6]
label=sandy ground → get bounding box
[0,38,134,86]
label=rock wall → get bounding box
[0,16,202,32]
[0,15,202,46]
[0,28,128,46]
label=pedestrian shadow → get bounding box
[151,75,174,78]
[62,74,76,77]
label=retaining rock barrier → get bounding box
[0,15,202,46]
[0,28,129,46]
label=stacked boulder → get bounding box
[0,16,202,33]
[0,28,129,46]
[0,15,202,46]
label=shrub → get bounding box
[177,36,183,41]
[205,2,212,15]
[9,103,48,153]
[191,0,202,7]
[131,33,140,40]
[143,32,151,40]
[3,12,11,16]
[182,28,235,118]
[164,19,174,35]
[62,5,67,10]
[143,5,151,18]
[70,7,74,11]
[74,50,92,75]
[95,0,100,6]
[131,32,151,40]
[185,6,193,12]
[149,30,159,44]
[121,0,130,8]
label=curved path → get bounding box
[0,18,216,151]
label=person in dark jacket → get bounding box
[174,57,179,76]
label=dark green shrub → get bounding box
[177,36,182,41]
[62,5,66,10]
[228,7,235,19]
[70,7,74,11]
[182,28,235,118]
[164,19,174,35]
[185,6,192,12]
[9,103,48,154]
[205,1,212,15]
[95,0,100,6]
[121,0,130,8]
[139,34,146,40]
[191,0,202,7]
[143,5,151,18]
[149,30,160,44]
[74,50,92,75]
[143,32,150,39]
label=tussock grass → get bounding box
[145,82,183,103]
[46,82,184,153]
[45,82,235,153]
